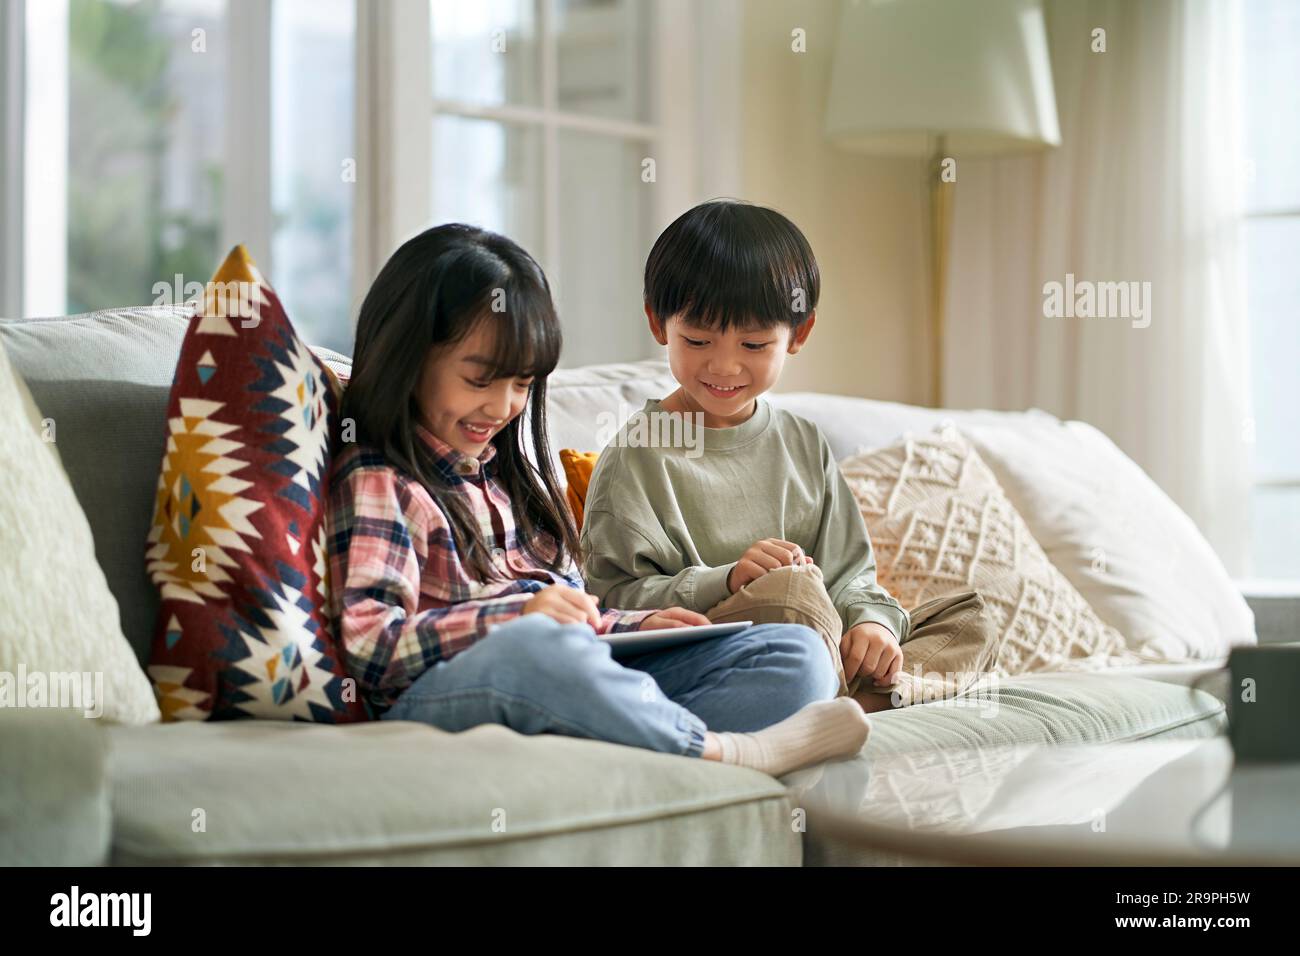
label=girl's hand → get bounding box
[840,622,903,685]
[523,585,601,629]
[727,538,814,593]
[639,607,711,631]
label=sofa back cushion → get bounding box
[0,309,1253,668]
[0,307,192,665]
[542,360,679,473]
[840,425,1140,670]
[772,395,1255,660]
[0,338,161,723]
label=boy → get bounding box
[581,200,938,712]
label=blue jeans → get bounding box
[380,613,839,757]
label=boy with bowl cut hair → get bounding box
[580,199,993,712]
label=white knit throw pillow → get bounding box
[0,342,160,724]
[841,425,1149,676]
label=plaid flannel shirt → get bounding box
[326,422,654,712]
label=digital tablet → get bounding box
[601,620,753,659]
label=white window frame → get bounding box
[428,2,661,282]
[1,0,24,318]
[17,0,68,317]
[352,0,741,336]
[351,0,432,319]
[1239,3,1300,580]
[222,0,273,273]
[1245,201,1300,574]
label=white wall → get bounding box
[737,0,930,406]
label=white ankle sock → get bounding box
[714,698,870,777]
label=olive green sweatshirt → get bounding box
[580,397,910,641]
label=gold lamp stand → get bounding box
[928,134,952,410]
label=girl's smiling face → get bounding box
[414,319,534,457]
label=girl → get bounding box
[326,223,870,778]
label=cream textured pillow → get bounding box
[840,426,1149,677]
[0,342,160,724]
[959,419,1253,660]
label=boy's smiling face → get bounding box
[647,305,815,428]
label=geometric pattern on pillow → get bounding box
[145,245,369,722]
[840,425,1141,676]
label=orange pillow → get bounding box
[559,449,599,529]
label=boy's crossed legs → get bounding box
[703,565,996,714]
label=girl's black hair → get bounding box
[643,198,820,332]
[343,223,578,582]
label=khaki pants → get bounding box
[705,565,995,711]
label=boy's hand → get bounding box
[523,585,601,629]
[639,607,711,630]
[841,622,903,686]
[727,538,814,593]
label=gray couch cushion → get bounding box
[859,672,1226,755]
[798,673,1226,866]
[0,709,111,866]
[105,719,800,865]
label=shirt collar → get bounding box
[414,421,499,481]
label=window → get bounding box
[270,0,355,354]
[11,0,354,353]
[25,0,229,318]
[4,0,730,361]
[429,0,658,368]
[1241,0,1300,578]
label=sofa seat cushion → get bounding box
[798,673,1227,866]
[0,709,111,866]
[856,672,1225,758]
[105,720,800,865]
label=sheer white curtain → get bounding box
[944,0,1251,574]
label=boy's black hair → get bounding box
[643,198,820,332]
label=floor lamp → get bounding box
[825,0,1061,409]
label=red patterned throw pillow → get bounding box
[145,245,369,722]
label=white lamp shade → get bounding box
[826,0,1061,156]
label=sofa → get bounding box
[0,304,1265,867]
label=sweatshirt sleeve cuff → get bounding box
[691,563,736,612]
[845,602,911,643]
[601,609,656,634]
